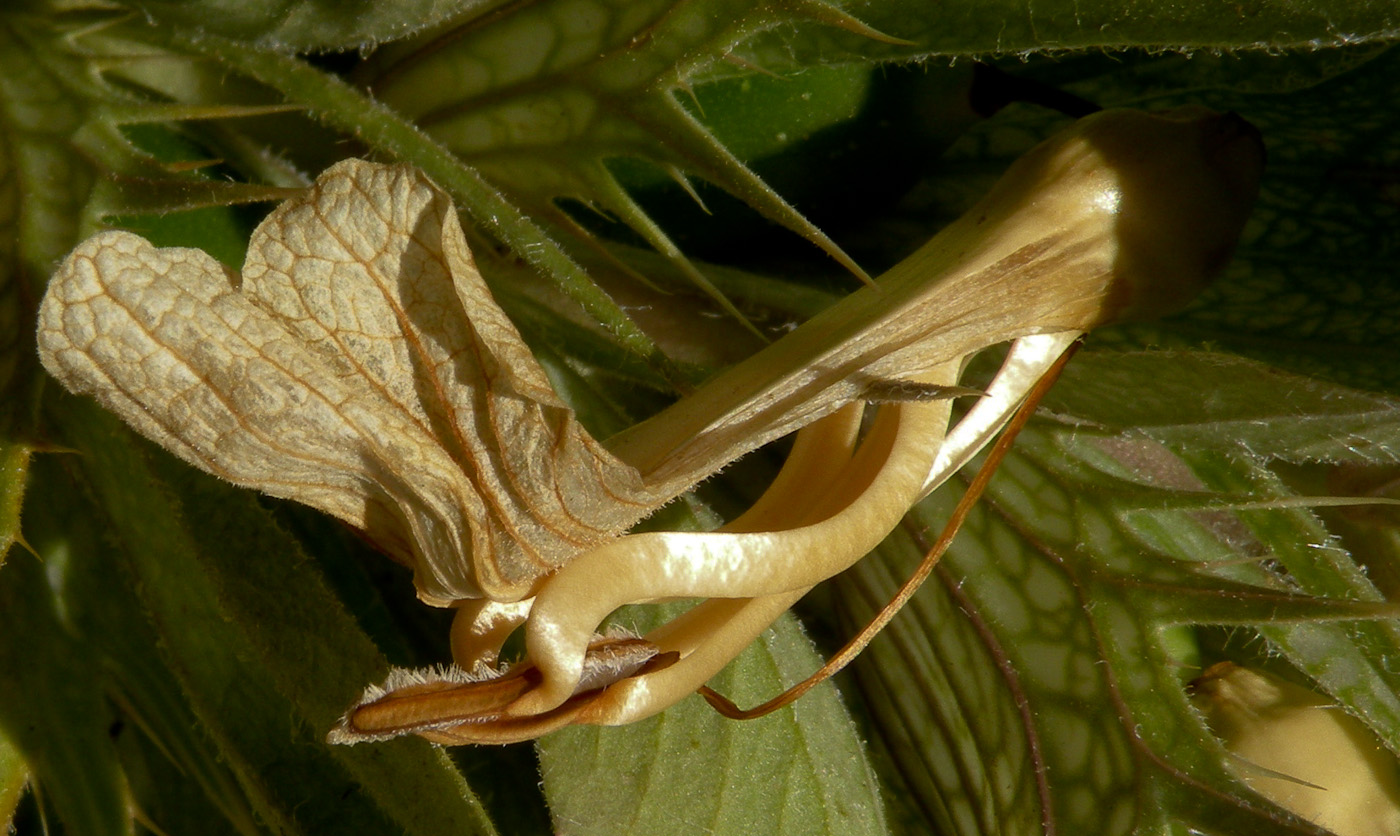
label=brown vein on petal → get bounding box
[302,167,556,580]
[483,396,593,551]
[458,307,552,576]
[568,431,658,513]
[77,250,369,488]
[243,168,507,586]
[287,175,447,446]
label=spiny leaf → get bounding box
[93,176,298,216]
[831,416,1365,835]
[1046,351,1400,466]
[99,101,305,125]
[566,157,770,338]
[1179,450,1400,759]
[725,0,1400,73]
[357,1,876,326]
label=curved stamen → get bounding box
[450,598,534,668]
[700,337,1080,720]
[923,331,1082,496]
[574,334,1081,725]
[510,363,960,716]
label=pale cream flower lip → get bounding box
[36,107,1264,744]
[1192,662,1400,836]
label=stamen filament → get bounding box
[699,339,1081,719]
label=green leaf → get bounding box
[36,393,499,836]
[0,724,24,831]
[539,604,888,836]
[113,0,487,52]
[1045,351,1400,465]
[730,0,1400,69]
[355,0,881,320]
[830,418,1378,835]
[0,441,30,573]
[176,29,689,386]
[0,548,133,836]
